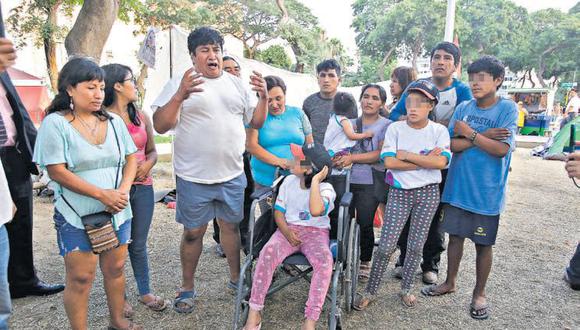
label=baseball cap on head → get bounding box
[290,143,332,171]
[407,79,439,103]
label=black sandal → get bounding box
[470,303,490,320]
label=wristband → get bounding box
[469,131,478,142]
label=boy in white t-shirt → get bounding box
[354,79,450,310]
[324,92,373,158]
[244,143,336,330]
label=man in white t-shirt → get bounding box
[566,89,579,116]
[152,27,268,313]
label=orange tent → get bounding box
[6,67,51,126]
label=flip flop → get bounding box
[352,293,372,311]
[400,292,417,309]
[358,264,371,283]
[420,284,455,297]
[470,303,490,320]
[139,295,169,312]
[173,290,197,314]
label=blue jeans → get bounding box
[128,184,155,296]
[0,225,11,329]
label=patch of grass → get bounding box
[154,135,173,144]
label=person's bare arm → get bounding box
[247,71,269,129]
[153,68,203,134]
[400,150,448,169]
[135,114,158,182]
[0,38,17,72]
[454,120,510,158]
[309,166,329,217]
[384,157,419,171]
[47,164,129,213]
[342,119,373,141]
[274,209,301,246]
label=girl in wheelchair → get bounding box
[244,144,336,330]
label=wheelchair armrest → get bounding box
[340,192,353,207]
[250,186,273,200]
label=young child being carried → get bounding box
[244,143,336,330]
[324,92,374,158]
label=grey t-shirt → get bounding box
[350,116,391,185]
[302,92,358,145]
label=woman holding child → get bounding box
[332,85,391,282]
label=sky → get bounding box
[297,0,578,59]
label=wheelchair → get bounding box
[232,171,360,330]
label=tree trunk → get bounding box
[535,45,559,89]
[378,47,395,81]
[529,69,536,88]
[43,3,61,91]
[276,0,289,24]
[64,0,119,62]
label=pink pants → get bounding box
[249,225,333,321]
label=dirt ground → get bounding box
[9,148,580,329]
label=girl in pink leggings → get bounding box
[244,144,336,330]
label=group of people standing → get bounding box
[0,24,577,330]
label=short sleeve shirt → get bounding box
[389,78,472,125]
[152,72,253,184]
[350,117,391,185]
[323,114,356,156]
[274,175,336,229]
[443,98,518,216]
[380,121,451,189]
[33,113,137,229]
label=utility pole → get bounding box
[444,0,456,42]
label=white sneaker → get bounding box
[422,271,438,284]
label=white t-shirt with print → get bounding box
[274,175,336,229]
[152,71,254,184]
[323,114,356,156]
[380,121,451,190]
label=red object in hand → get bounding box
[167,201,176,209]
[373,206,383,228]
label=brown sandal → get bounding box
[139,295,169,312]
[399,291,417,309]
[352,293,372,311]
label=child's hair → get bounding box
[467,55,506,90]
[333,91,358,118]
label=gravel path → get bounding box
[9,148,580,329]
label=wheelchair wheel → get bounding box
[350,224,360,310]
[328,308,342,330]
[344,217,358,312]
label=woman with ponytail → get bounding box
[33,57,140,330]
[102,64,166,312]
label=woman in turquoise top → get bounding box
[33,58,139,330]
[247,75,313,187]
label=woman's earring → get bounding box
[69,98,74,111]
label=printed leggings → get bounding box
[249,226,333,321]
[365,184,440,295]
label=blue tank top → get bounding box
[251,106,307,186]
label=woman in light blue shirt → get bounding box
[247,75,313,188]
[33,58,138,330]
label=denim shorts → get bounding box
[54,209,132,256]
[176,173,247,229]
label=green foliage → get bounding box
[342,55,396,87]
[255,45,292,70]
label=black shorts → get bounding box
[440,204,500,246]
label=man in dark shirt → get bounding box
[302,59,356,145]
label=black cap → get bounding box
[407,79,439,103]
[302,143,333,171]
